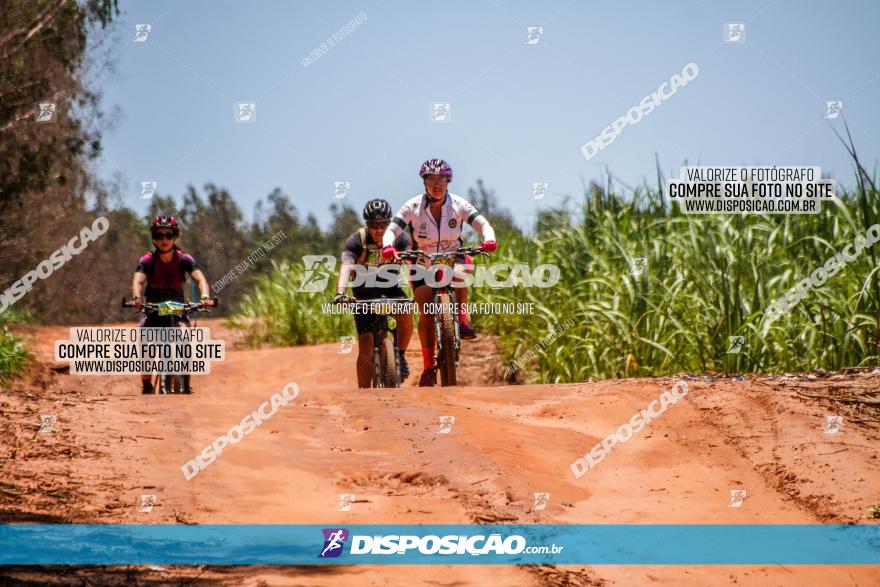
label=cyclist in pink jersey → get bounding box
[131,214,214,393]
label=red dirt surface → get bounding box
[1,320,878,586]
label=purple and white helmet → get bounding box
[419,158,453,182]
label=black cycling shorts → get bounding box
[353,287,406,335]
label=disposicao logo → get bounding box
[319,528,349,558]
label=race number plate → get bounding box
[158,302,185,316]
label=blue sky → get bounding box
[98,0,880,230]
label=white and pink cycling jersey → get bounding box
[382,192,495,260]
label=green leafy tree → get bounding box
[325,202,361,254]
[0,0,121,324]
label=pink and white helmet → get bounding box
[419,158,453,182]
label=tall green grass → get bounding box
[473,178,880,382]
[229,259,352,346]
[0,309,32,383]
[0,327,29,383]
[0,308,35,326]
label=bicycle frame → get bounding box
[427,261,461,368]
[398,247,487,385]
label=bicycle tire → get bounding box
[379,335,399,388]
[436,293,458,387]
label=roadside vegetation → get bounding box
[234,142,880,383]
[475,141,880,381]
[0,311,30,383]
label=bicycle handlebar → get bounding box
[121,297,218,314]
[397,246,489,262]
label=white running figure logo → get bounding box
[728,489,747,508]
[139,494,157,512]
[236,102,255,122]
[141,181,158,199]
[532,492,550,511]
[438,416,455,434]
[524,27,543,45]
[725,23,745,42]
[321,529,346,557]
[824,101,843,119]
[824,415,843,434]
[338,336,355,354]
[38,415,57,433]
[134,24,151,42]
[631,257,647,277]
[431,102,450,122]
[333,181,351,199]
[337,493,355,512]
[727,336,745,354]
[36,102,56,122]
[532,182,548,200]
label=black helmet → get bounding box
[363,199,393,221]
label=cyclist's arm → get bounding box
[180,253,211,299]
[133,253,151,299]
[131,271,147,300]
[462,201,496,242]
[337,233,361,295]
[337,252,357,295]
[383,200,415,247]
[382,220,405,248]
[190,269,211,299]
[394,232,411,253]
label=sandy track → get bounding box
[1,320,878,586]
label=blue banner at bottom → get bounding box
[0,524,877,565]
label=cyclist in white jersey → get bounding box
[381,158,497,387]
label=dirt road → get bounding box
[2,320,878,586]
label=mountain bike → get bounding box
[399,246,489,387]
[336,296,413,388]
[121,297,217,394]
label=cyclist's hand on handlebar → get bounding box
[131,297,143,309]
[481,240,498,253]
[381,245,399,261]
[200,296,216,308]
[333,292,350,305]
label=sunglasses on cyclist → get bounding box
[366,220,390,229]
[153,232,175,240]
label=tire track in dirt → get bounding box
[684,373,880,523]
